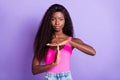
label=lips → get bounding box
[55,27,60,29]
[54,26,60,29]
[53,26,61,31]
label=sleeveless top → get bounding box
[45,37,72,72]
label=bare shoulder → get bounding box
[71,38,84,44]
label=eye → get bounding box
[51,18,55,21]
[59,18,64,21]
[60,19,63,21]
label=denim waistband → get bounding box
[46,71,71,77]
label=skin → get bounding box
[32,12,96,75]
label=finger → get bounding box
[46,43,58,46]
[59,40,67,46]
[57,45,60,50]
[46,43,50,46]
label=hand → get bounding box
[58,40,70,46]
[54,45,60,64]
[46,40,70,47]
[46,43,58,46]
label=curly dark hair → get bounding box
[34,4,74,61]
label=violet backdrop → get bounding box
[0,0,120,80]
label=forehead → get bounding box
[52,12,64,18]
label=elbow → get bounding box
[32,70,41,75]
[32,66,43,75]
[32,72,36,75]
[90,49,96,56]
[32,69,37,75]
[91,52,96,56]
[32,67,40,75]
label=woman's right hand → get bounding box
[54,45,60,64]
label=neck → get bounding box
[53,31,64,38]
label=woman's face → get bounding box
[51,12,65,32]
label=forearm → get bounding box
[32,63,56,75]
[69,40,96,56]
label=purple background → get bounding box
[0,0,120,80]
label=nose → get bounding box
[55,19,59,25]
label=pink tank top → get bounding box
[45,37,72,72]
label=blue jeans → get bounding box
[44,71,72,80]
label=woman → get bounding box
[32,4,96,80]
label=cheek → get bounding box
[61,21,65,26]
[51,21,55,26]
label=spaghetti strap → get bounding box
[68,36,72,40]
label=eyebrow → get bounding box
[51,16,64,19]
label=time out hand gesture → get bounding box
[46,40,70,64]
[46,43,60,64]
[58,40,70,46]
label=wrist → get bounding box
[68,40,72,45]
[51,62,57,66]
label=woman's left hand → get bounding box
[46,40,70,47]
[58,40,70,46]
[46,43,58,46]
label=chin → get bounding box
[55,30,60,32]
[54,29,61,32]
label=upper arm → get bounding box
[71,38,96,55]
[72,38,93,47]
[32,55,40,67]
[72,38,84,44]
